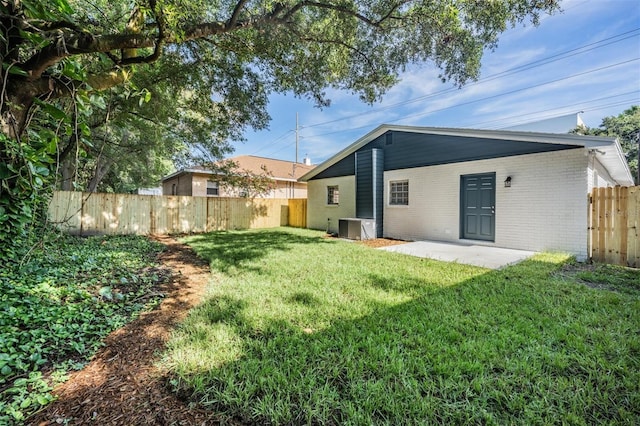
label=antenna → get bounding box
[295,112,299,164]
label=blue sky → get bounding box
[233,0,640,165]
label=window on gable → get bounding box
[207,180,219,196]
[327,185,339,205]
[390,180,409,205]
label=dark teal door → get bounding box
[461,173,495,241]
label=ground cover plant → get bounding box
[166,227,640,424]
[0,232,168,423]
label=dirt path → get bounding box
[28,235,227,426]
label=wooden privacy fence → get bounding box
[588,186,639,267]
[287,198,307,228]
[49,191,307,235]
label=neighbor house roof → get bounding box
[163,155,316,182]
[299,124,634,186]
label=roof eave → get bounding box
[299,124,620,182]
[161,168,217,182]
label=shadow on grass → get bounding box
[183,228,333,274]
[168,252,640,424]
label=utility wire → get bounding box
[249,129,295,155]
[256,26,639,156]
[301,28,640,131]
[302,57,640,141]
[465,90,640,128]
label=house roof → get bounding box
[163,155,316,183]
[299,124,634,186]
[227,155,316,181]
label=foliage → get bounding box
[0,232,168,424]
[165,228,640,424]
[575,105,640,184]
[0,127,56,264]
[201,159,276,198]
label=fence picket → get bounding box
[588,186,640,267]
[49,191,306,236]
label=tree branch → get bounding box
[21,23,226,80]
[24,18,83,33]
[228,0,248,29]
[20,1,402,83]
[85,69,131,91]
[297,1,384,27]
[290,28,377,72]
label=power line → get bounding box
[249,129,295,155]
[489,99,640,130]
[465,90,640,129]
[302,57,640,141]
[251,27,640,157]
[301,28,640,131]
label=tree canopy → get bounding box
[0,0,561,259]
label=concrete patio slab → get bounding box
[379,240,535,269]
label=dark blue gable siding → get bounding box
[382,131,577,171]
[355,149,384,236]
[312,153,356,179]
[355,151,373,218]
[309,131,578,180]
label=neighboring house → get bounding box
[162,155,315,198]
[299,125,634,260]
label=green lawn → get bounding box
[165,227,640,425]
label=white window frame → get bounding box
[327,185,339,205]
[389,180,409,206]
[206,180,219,196]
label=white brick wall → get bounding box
[384,149,590,259]
[587,155,616,193]
[307,176,356,234]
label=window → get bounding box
[207,180,219,196]
[327,185,339,205]
[171,183,177,195]
[390,180,409,205]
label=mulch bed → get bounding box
[28,235,235,426]
[357,238,408,249]
[323,234,408,249]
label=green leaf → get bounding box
[36,394,50,405]
[20,397,31,409]
[61,62,84,80]
[2,63,28,76]
[0,163,11,179]
[53,0,74,15]
[90,95,106,110]
[33,99,67,121]
[98,286,113,300]
[1,365,11,375]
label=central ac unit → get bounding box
[338,218,376,240]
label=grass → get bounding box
[165,227,640,425]
[0,232,167,424]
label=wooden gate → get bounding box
[288,199,307,228]
[588,186,639,267]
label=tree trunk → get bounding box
[86,157,114,192]
[59,157,76,191]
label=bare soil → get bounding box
[28,235,232,426]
